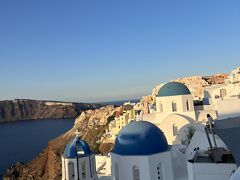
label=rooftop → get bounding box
[157,82,191,97]
[112,121,169,156]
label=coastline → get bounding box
[0,99,103,123]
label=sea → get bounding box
[0,99,140,178]
[0,118,75,178]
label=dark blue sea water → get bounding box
[0,118,75,178]
[0,99,140,178]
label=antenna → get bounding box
[205,115,225,163]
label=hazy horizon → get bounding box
[0,67,234,103]
[1,0,240,102]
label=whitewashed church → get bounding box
[62,81,240,180]
[142,80,240,145]
[61,132,98,180]
[62,118,240,180]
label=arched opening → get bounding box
[90,156,95,177]
[186,100,190,111]
[159,102,163,112]
[68,162,75,180]
[132,165,140,180]
[172,101,177,112]
[115,163,119,180]
[82,160,86,179]
[220,89,227,99]
[172,124,178,136]
[76,142,85,155]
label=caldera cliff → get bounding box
[0,99,103,123]
[4,105,118,180]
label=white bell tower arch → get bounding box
[62,130,98,180]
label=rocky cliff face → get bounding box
[202,73,228,85]
[4,106,116,180]
[0,99,102,123]
[174,74,228,98]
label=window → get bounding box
[115,163,119,180]
[132,166,140,180]
[186,100,190,111]
[157,163,163,180]
[172,124,178,136]
[238,94,240,99]
[76,142,85,155]
[82,160,86,179]
[90,156,95,177]
[68,162,75,180]
[220,89,227,99]
[90,157,93,177]
[172,101,177,112]
[159,102,163,112]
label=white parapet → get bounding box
[187,159,236,180]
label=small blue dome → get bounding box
[149,104,155,109]
[64,136,92,158]
[112,121,168,155]
[157,82,191,97]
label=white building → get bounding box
[185,125,237,180]
[203,81,240,120]
[140,68,240,145]
[225,67,240,84]
[99,120,237,180]
[143,82,217,144]
[155,82,196,120]
[111,121,174,180]
[62,71,240,180]
[62,133,98,180]
[63,119,239,180]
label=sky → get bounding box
[0,0,240,102]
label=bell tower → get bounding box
[62,131,98,180]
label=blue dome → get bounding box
[149,104,155,109]
[157,82,191,97]
[112,121,168,155]
[64,136,92,158]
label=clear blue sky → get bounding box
[0,0,240,102]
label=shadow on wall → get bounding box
[159,113,195,145]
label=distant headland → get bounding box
[0,99,103,123]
